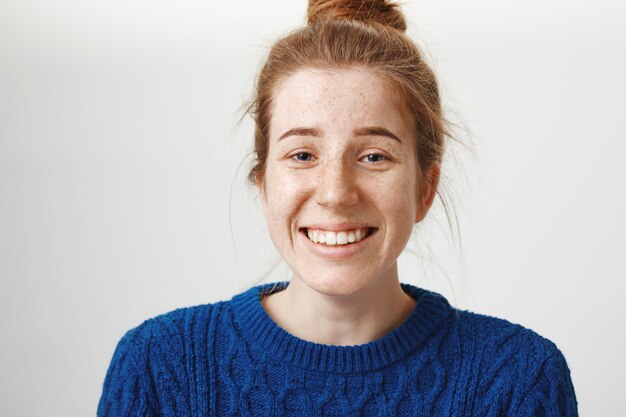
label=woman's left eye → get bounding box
[290,152,315,162]
[362,153,386,163]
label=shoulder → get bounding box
[454,308,564,363]
[406,284,566,369]
[113,282,270,364]
[451,309,577,415]
[413,285,563,364]
[118,300,227,362]
[99,301,230,416]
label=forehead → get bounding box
[270,67,413,137]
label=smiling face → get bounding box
[259,67,437,297]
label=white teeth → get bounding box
[305,228,371,246]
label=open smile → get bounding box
[299,226,378,247]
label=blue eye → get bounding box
[364,153,385,163]
[292,152,313,162]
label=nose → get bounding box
[315,157,359,209]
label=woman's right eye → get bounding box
[291,152,314,162]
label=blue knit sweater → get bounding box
[98,282,578,416]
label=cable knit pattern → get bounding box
[98,282,578,416]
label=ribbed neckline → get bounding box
[230,281,454,373]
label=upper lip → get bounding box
[300,222,376,231]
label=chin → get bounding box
[297,273,375,298]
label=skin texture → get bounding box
[260,68,439,346]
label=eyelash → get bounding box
[291,152,314,162]
[289,152,387,164]
[362,153,386,163]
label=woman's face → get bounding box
[260,67,436,297]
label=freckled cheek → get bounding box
[383,195,415,222]
[369,178,417,222]
[266,175,309,231]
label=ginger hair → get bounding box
[248,0,447,193]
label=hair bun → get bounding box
[307,0,407,32]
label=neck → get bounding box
[262,265,416,346]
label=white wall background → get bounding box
[1,0,624,415]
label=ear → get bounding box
[415,163,440,223]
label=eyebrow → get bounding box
[278,126,402,143]
[354,126,402,143]
[278,127,322,141]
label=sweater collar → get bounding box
[230,281,454,373]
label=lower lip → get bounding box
[299,229,377,260]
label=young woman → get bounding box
[98,1,578,415]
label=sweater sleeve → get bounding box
[97,327,156,417]
[513,348,579,417]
